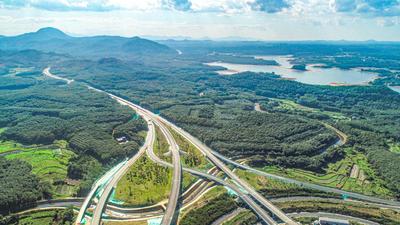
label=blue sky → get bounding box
[0,0,399,40]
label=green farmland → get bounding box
[260,148,394,198]
[0,140,77,198]
[18,208,75,225]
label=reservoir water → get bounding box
[389,86,400,93]
[206,55,378,86]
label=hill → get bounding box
[0,27,176,59]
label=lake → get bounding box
[206,55,378,86]
[389,86,400,93]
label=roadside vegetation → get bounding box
[179,186,238,225]
[114,155,172,206]
[154,126,171,163]
[235,169,337,198]
[260,148,394,198]
[276,200,400,225]
[114,154,197,207]
[169,128,209,170]
[104,221,147,225]
[221,210,258,225]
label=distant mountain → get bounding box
[0,49,70,67]
[0,27,176,58]
[21,27,70,40]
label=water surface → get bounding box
[206,55,378,86]
[389,86,400,93]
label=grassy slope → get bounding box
[154,126,171,163]
[114,155,172,206]
[114,157,196,207]
[169,127,210,170]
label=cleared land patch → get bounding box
[267,98,348,120]
[389,143,400,154]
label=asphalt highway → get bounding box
[80,84,292,225]
[145,127,279,225]
[156,117,298,225]
[151,119,182,225]
[90,118,154,225]
[209,150,400,207]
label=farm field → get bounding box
[0,140,77,198]
[260,148,394,198]
[0,141,22,154]
[18,208,75,225]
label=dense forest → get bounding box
[0,158,42,214]
[0,59,147,214]
[51,42,400,197]
[1,38,400,218]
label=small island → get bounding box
[291,64,307,71]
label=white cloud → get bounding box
[105,0,163,10]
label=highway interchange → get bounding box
[43,68,400,225]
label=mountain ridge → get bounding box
[0,27,176,58]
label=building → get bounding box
[116,136,128,143]
[316,217,350,225]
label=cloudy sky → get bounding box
[0,0,399,41]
